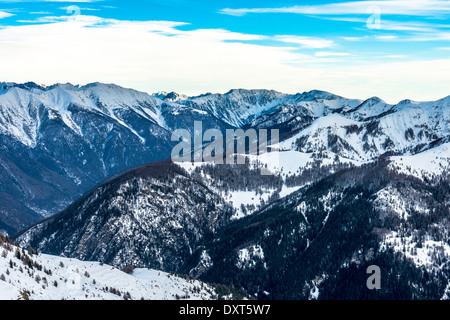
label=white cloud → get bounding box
[341,36,368,41]
[0,11,13,19]
[275,35,335,49]
[315,51,351,57]
[59,6,100,11]
[376,35,398,40]
[0,14,449,104]
[220,0,450,17]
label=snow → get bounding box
[381,231,450,269]
[389,142,450,180]
[348,97,393,121]
[176,149,355,220]
[226,190,273,220]
[281,114,361,150]
[250,150,313,175]
[198,250,213,269]
[374,186,411,219]
[0,281,20,300]
[235,245,266,270]
[182,89,289,127]
[176,151,315,220]
[279,185,302,199]
[0,245,217,300]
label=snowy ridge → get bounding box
[183,89,290,127]
[280,98,450,162]
[0,236,219,300]
[381,231,450,269]
[389,142,450,180]
[179,148,362,220]
[0,82,165,147]
[2,82,449,160]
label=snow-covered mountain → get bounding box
[0,82,234,233]
[0,233,236,300]
[181,160,450,300]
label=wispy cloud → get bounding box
[315,51,351,57]
[1,13,449,103]
[376,35,398,40]
[59,6,100,11]
[0,11,13,19]
[329,16,450,32]
[220,1,450,17]
[29,12,52,15]
[275,35,335,49]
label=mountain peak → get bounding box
[296,89,341,101]
[152,91,188,102]
[46,83,79,91]
[0,82,48,94]
[365,96,383,103]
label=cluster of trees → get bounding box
[0,233,56,294]
[285,160,354,188]
[192,161,284,195]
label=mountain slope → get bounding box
[15,161,234,271]
[0,233,224,300]
[182,161,450,300]
[0,83,233,233]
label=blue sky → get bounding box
[0,0,450,103]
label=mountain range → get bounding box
[1,82,449,299]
